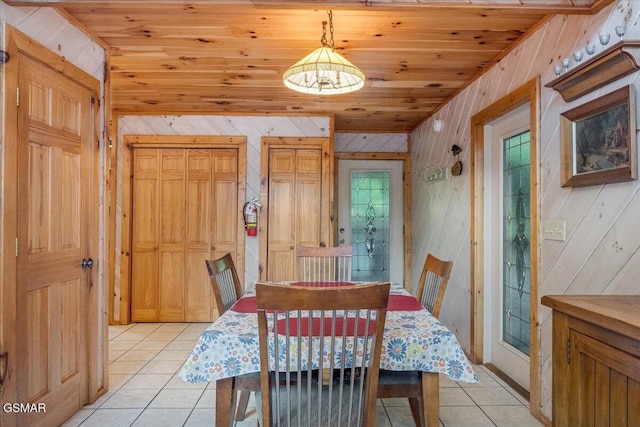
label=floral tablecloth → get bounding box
[179,284,478,384]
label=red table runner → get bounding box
[231,294,423,313]
[276,317,376,337]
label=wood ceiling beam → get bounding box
[6,0,601,14]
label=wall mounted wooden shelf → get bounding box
[545,40,640,102]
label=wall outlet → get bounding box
[543,219,566,241]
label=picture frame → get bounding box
[560,85,637,187]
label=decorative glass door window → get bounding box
[350,171,390,281]
[502,130,531,356]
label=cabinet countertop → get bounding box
[541,295,640,341]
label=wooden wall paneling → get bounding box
[564,188,640,295]
[334,133,409,153]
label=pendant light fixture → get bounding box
[283,11,365,95]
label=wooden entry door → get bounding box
[15,54,98,427]
[260,137,332,281]
[131,147,239,322]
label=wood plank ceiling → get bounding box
[11,0,609,132]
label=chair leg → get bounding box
[234,390,251,421]
[408,397,422,427]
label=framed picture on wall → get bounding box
[560,85,637,187]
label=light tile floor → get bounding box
[62,323,543,427]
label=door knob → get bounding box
[81,258,94,269]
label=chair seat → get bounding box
[237,371,261,380]
[257,376,365,426]
[377,370,420,385]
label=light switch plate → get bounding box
[543,219,566,241]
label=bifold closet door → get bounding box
[132,148,238,322]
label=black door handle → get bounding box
[81,258,94,269]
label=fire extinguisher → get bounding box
[243,198,261,237]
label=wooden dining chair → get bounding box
[295,245,353,282]
[205,253,244,315]
[205,254,257,421]
[255,281,390,427]
[415,253,454,318]
[376,253,453,426]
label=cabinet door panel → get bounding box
[571,330,640,426]
[629,381,640,423]
[610,370,628,426]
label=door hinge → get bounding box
[16,86,20,107]
[566,337,571,365]
[15,238,18,257]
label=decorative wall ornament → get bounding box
[560,85,637,187]
[451,144,463,176]
[419,164,449,184]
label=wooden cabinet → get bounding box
[541,296,640,426]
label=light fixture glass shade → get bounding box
[283,45,365,95]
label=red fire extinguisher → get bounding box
[243,198,260,236]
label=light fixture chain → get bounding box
[328,10,335,49]
[321,20,328,46]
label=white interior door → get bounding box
[337,160,403,284]
[484,104,531,391]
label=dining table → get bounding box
[179,281,478,427]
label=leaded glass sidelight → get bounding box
[502,130,531,356]
[350,171,390,281]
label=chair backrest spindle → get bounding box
[296,245,353,282]
[205,253,244,315]
[256,281,389,427]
